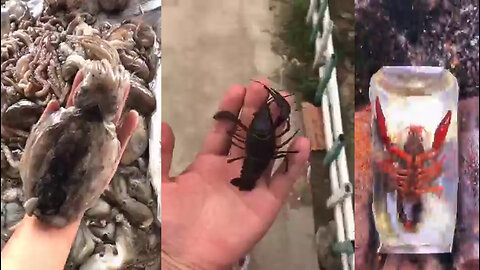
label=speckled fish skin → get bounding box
[19,60,129,228]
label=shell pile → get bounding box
[1,1,160,269]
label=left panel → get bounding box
[1,0,161,269]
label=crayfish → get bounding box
[213,81,299,191]
[374,97,452,231]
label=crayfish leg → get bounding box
[273,151,299,172]
[276,118,291,138]
[276,129,300,148]
[227,156,245,163]
[213,111,248,130]
[230,140,245,150]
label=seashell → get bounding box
[79,244,121,270]
[88,221,115,242]
[4,202,24,229]
[3,100,43,130]
[120,197,153,229]
[1,187,23,202]
[85,198,111,219]
[70,223,96,265]
[99,0,128,13]
[127,175,153,206]
[126,74,156,115]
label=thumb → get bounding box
[66,71,85,107]
[162,122,175,181]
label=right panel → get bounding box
[355,1,479,269]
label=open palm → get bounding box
[161,81,310,269]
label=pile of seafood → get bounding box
[1,1,160,269]
[355,0,479,108]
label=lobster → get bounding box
[213,81,299,191]
[374,97,452,231]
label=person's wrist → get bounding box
[161,249,204,270]
[161,249,233,270]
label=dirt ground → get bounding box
[162,0,318,269]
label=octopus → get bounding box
[20,60,129,227]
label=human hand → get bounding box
[161,80,310,269]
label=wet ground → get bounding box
[162,0,318,269]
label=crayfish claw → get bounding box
[213,111,248,131]
[213,110,238,121]
[375,97,392,148]
[432,110,452,150]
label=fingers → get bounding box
[114,83,131,125]
[268,137,310,202]
[39,100,60,121]
[199,85,246,155]
[66,71,84,107]
[230,79,270,159]
[161,122,175,180]
[117,110,139,151]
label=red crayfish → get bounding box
[374,97,452,231]
[213,81,299,191]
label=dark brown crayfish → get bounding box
[213,81,299,191]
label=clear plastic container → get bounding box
[369,66,459,254]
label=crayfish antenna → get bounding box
[432,110,452,150]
